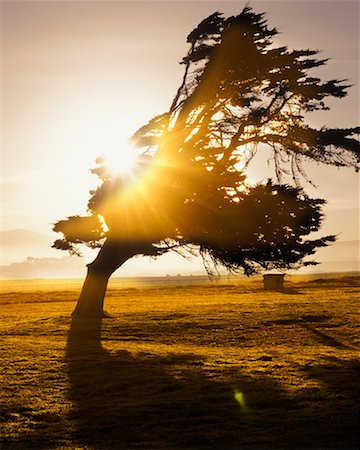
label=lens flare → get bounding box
[234,389,248,413]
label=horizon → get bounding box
[1,270,360,286]
[1,228,359,279]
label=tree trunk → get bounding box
[72,238,146,318]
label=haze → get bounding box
[1,1,359,277]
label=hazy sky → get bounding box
[1,1,359,273]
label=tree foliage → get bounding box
[53,7,359,276]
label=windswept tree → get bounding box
[53,7,359,318]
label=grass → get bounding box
[1,276,359,449]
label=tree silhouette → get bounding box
[53,7,359,318]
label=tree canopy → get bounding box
[53,7,359,276]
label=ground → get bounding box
[1,275,359,449]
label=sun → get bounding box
[103,140,141,180]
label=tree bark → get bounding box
[72,238,146,318]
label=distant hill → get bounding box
[0,256,86,279]
[0,229,90,279]
[1,229,57,265]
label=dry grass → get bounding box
[1,277,359,449]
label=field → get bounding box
[1,276,359,449]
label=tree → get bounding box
[53,7,359,318]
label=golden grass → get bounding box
[1,277,359,449]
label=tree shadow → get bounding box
[299,356,360,448]
[65,316,360,449]
[300,322,351,349]
[66,316,246,449]
[264,315,351,350]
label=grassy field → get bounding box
[1,276,359,449]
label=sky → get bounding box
[1,0,359,275]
